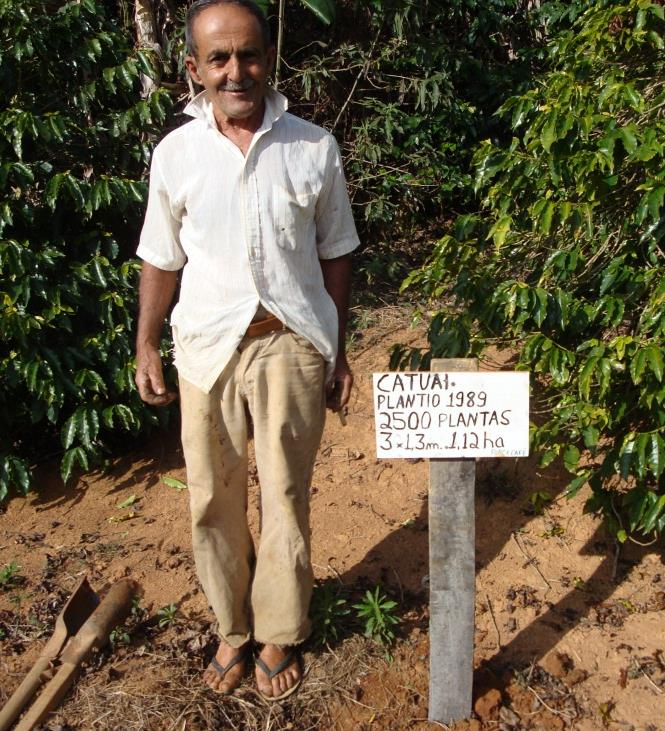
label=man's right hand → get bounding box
[135,345,178,406]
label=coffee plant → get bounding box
[401,0,665,541]
[0,0,174,499]
[279,0,547,239]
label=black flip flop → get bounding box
[255,650,303,702]
[206,651,246,695]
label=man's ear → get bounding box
[185,55,203,85]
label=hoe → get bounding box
[0,576,139,731]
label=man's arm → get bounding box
[135,262,179,406]
[320,253,353,411]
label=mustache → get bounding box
[219,79,254,92]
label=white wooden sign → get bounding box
[373,371,529,459]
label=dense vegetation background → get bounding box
[1,0,663,542]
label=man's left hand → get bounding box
[326,354,353,412]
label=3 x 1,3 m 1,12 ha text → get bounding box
[378,431,506,451]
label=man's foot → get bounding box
[255,644,302,701]
[203,640,248,694]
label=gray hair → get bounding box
[186,0,272,57]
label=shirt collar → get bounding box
[183,86,288,134]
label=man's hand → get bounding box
[135,263,179,406]
[326,353,353,412]
[320,254,354,413]
[135,345,178,406]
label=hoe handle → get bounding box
[13,663,79,731]
[0,658,52,731]
[10,579,138,731]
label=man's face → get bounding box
[185,4,275,127]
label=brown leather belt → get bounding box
[245,314,288,338]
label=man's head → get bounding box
[184,0,276,128]
[185,0,271,58]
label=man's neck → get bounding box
[213,101,265,157]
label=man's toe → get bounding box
[255,645,303,700]
[256,673,273,697]
[203,644,247,694]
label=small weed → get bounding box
[310,582,349,647]
[27,612,46,633]
[9,591,28,612]
[95,542,122,557]
[528,490,552,515]
[109,595,145,647]
[0,561,21,589]
[627,661,642,680]
[540,523,565,539]
[130,594,146,620]
[157,603,179,629]
[617,598,637,613]
[598,700,616,727]
[572,576,588,591]
[109,626,130,648]
[353,585,400,650]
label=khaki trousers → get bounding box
[179,330,326,648]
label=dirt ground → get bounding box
[1,308,664,730]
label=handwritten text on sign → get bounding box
[373,371,529,459]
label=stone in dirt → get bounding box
[542,651,572,679]
[566,667,588,686]
[473,687,502,721]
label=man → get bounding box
[134,0,359,701]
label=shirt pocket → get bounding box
[272,185,316,250]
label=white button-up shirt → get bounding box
[137,88,360,392]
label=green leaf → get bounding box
[578,354,600,400]
[635,432,649,479]
[60,447,89,483]
[647,186,665,222]
[617,126,637,154]
[582,426,599,449]
[648,30,665,48]
[648,433,665,478]
[102,405,115,428]
[487,215,512,248]
[91,258,107,287]
[642,495,665,534]
[74,406,100,450]
[8,457,30,494]
[563,444,580,473]
[64,175,86,209]
[117,494,138,509]
[114,404,136,430]
[623,84,643,110]
[61,414,77,449]
[45,173,66,209]
[646,345,664,381]
[539,446,559,469]
[565,472,590,498]
[162,476,187,490]
[540,112,557,152]
[299,0,335,25]
[532,199,554,235]
[630,348,648,384]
